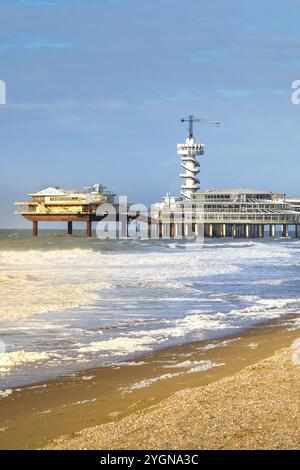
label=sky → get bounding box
[0,0,300,228]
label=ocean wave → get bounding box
[81,297,300,358]
[78,336,159,355]
[0,389,13,398]
[0,350,53,372]
[0,245,242,321]
[123,360,224,392]
[0,279,104,321]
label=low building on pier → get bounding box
[154,188,300,238]
[15,183,115,236]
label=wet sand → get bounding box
[0,314,299,450]
[48,336,300,450]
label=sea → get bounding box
[1,228,300,390]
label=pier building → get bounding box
[15,184,116,237]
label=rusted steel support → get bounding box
[68,221,73,236]
[32,220,38,237]
[86,221,92,238]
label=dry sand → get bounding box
[47,339,300,450]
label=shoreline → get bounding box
[48,335,300,450]
[0,313,299,449]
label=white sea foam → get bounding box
[287,318,300,331]
[78,296,300,358]
[188,361,224,373]
[198,338,240,350]
[125,360,223,392]
[0,351,52,372]
[69,398,96,406]
[126,372,183,391]
[163,360,224,372]
[0,389,13,398]
[228,297,300,319]
[0,245,241,321]
[111,361,146,367]
[78,336,158,355]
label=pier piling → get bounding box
[269,224,276,237]
[282,225,289,237]
[86,221,92,238]
[32,220,38,237]
[68,221,73,236]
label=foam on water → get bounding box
[123,360,224,392]
[0,389,12,398]
[0,351,54,372]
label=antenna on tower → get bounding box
[177,114,221,200]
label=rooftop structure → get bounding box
[16,183,115,216]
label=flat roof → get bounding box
[196,188,273,195]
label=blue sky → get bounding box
[0,0,300,227]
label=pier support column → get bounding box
[86,221,92,238]
[194,223,202,238]
[184,224,190,238]
[269,224,276,238]
[158,220,163,239]
[245,224,250,238]
[208,224,213,238]
[147,219,151,240]
[232,224,237,238]
[32,220,38,237]
[135,221,141,238]
[258,225,264,238]
[295,225,300,238]
[169,223,175,239]
[120,216,129,239]
[221,224,226,237]
[163,224,169,238]
[67,221,73,236]
[282,224,289,237]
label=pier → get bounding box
[15,186,300,239]
[15,118,300,238]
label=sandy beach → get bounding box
[47,334,300,450]
[0,313,299,450]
